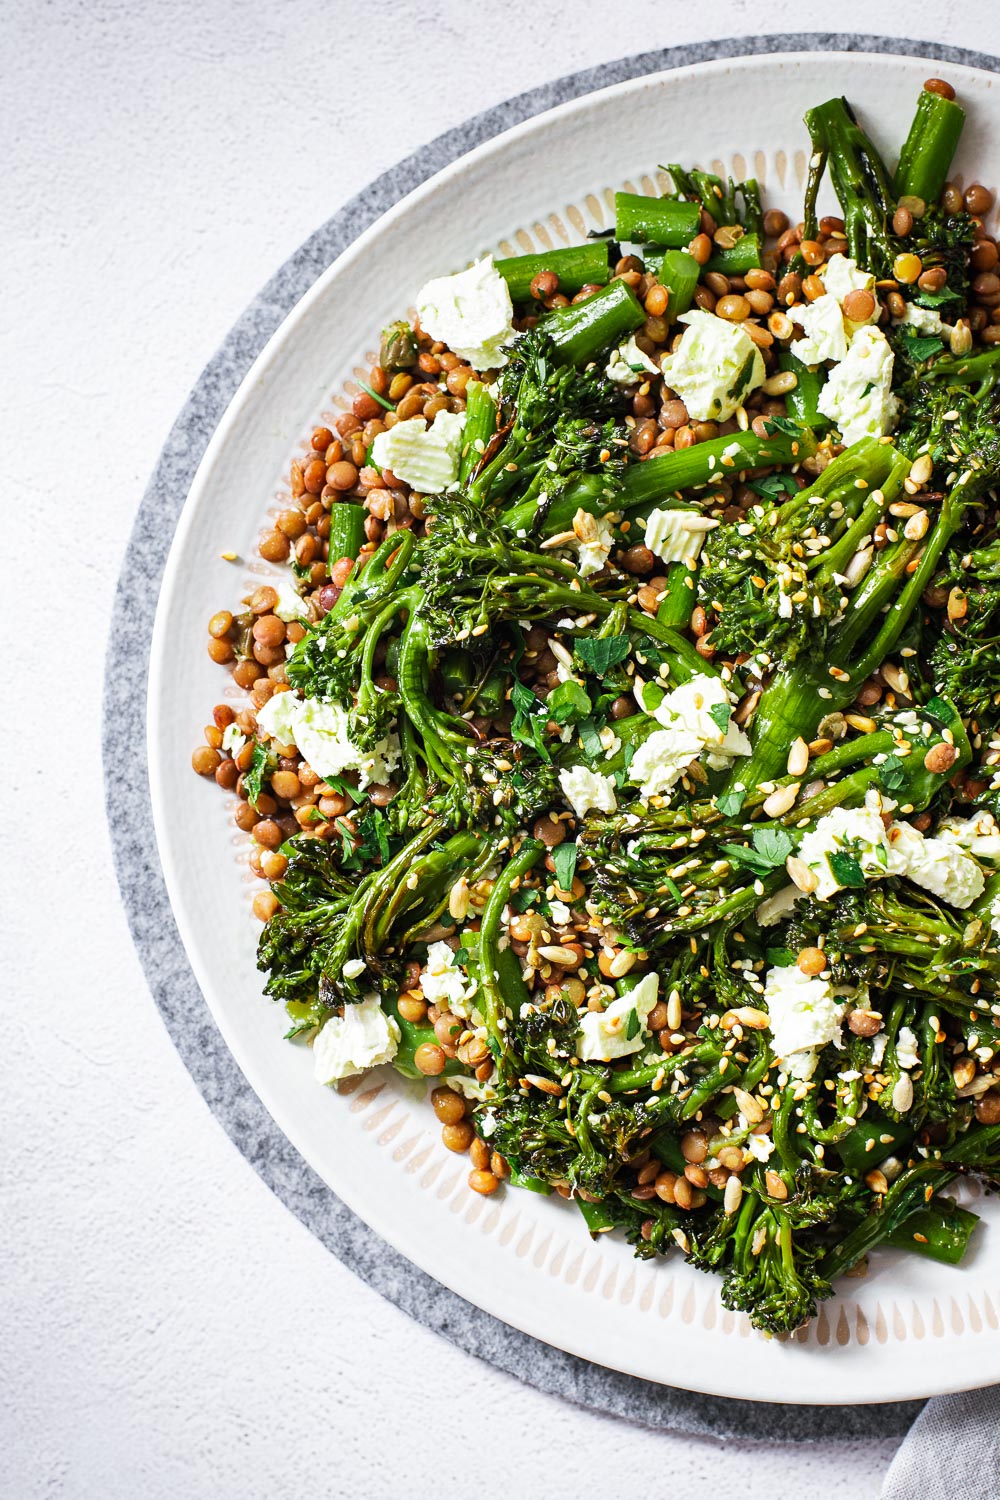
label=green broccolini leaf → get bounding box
[575,634,631,676]
[578,717,604,762]
[552,841,578,892]
[898,327,945,363]
[877,754,908,794]
[747,473,800,501]
[245,742,275,811]
[719,826,794,876]
[510,680,552,762]
[708,702,732,735]
[716,788,746,819]
[548,679,592,725]
[828,851,866,888]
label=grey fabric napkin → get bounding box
[882,1385,1000,1498]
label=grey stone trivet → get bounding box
[104,34,999,1441]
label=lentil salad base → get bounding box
[188,76,1000,1337]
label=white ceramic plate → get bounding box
[149,51,1000,1403]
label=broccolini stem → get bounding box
[371,829,487,949]
[656,561,696,630]
[510,424,815,538]
[619,424,816,510]
[614,192,701,247]
[651,248,700,318]
[327,502,365,562]
[495,242,610,302]
[894,86,966,205]
[479,839,546,1084]
[778,351,829,430]
[543,279,645,364]
[772,1088,807,1171]
[822,1162,954,1280]
[847,491,966,682]
[458,381,497,484]
[804,97,898,275]
[705,235,762,276]
[884,1201,979,1267]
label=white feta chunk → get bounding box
[936,811,1000,862]
[255,691,400,789]
[370,409,466,493]
[271,572,310,622]
[415,255,515,370]
[797,806,906,901]
[628,728,702,799]
[790,293,849,365]
[642,507,719,568]
[577,972,659,1061]
[575,514,615,578]
[755,884,803,928]
[896,1025,920,1070]
[817,325,900,446]
[559,766,617,818]
[221,723,246,757]
[763,963,845,1080]
[894,302,949,336]
[606,335,661,386]
[627,673,750,798]
[894,826,985,908]
[313,995,400,1084]
[659,310,766,422]
[420,940,478,1018]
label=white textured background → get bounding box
[4,3,996,1495]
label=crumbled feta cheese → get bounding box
[420,940,477,1018]
[255,691,400,789]
[870,1032,889,1067]
[936,811,1000,862]
[628,729,701,799]
[817,325,900,447]
[271,572,310,622]
[797,806,907,901]
[896,1025,920,1070]
[659,310,766,422]
[313,995,400,1084]
[578,972,659,1061]
[763,963,845,1080]
[894,302,948,336]
[415,255,515,369]
[747,1131,774,1162]
[342,959,367,981]
[797,804,987,909]
[576,514,615,578]
[448,1074,498,1104]
[755,883,803,928]
[606,335,661,386]
[648,673,751,757]
[221,723,246,757]
[559,765,617,817]
[548,900,572,926]
[892,824,985,908]
[627,674,750,798]
[790,293,849,365]
[370,409,466,493]
[642,507,719,568]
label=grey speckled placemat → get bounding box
[103,34,999,1442]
